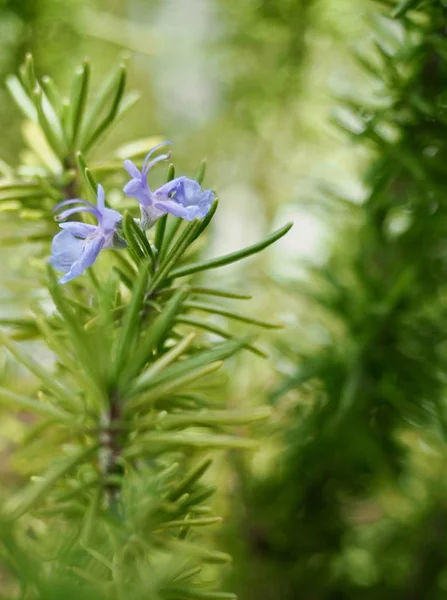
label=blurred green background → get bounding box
[0,0,367,269]
[4,0,447,599]
[0,0,368,353]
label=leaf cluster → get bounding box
[0,53,291,600]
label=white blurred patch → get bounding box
[203,183,267,283]
[209,183,266,255]
[148,0,221,127]
[269,204,329,279]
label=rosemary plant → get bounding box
[0,55,291,599]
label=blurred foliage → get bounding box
[216,0,314,128]
[0,0,86,161]
[3,0,447,598]
[224,1,447,599]
[0,41,293,597]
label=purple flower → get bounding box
[50,184,124,284]
[123,142,214,229]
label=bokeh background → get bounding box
[4,0,447,598]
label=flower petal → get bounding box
[53,198,93,212]
[124,159,141,178]
[143,152,171,175]
[140,204,166,229]
[141,141,172,173]
[59,222,96,238]
[58,235,105,284]
[96,184,105,212]
[198,190,215,212]
[123,178,145,197]
[50,230,84,272]
[155,177,201,206]
[153,199,202,220]
[153,176,213,220]
[55,206,99,222]
[101,207,123,232]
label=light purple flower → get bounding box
[123,142,214,229]
[50,184,124,284]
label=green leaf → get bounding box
[128,361,223,408]
[76,152,98,197]
[112,248,137,280]
[176,315,267,358]
[84,546,114,571]
[130,337,249,398]
[115,90,140,121]
[80,489,101,546]
[6,75,37,122]
[82,63,127,152]
[0,387,71,420]
[70,60,91,148]
[150,220,203,291]
[70,567,107,587]
[122,288,190,384]
[114,262,150,378]
[154,164,176,256]
[165,589,236,600]
[61,98,71,143]
[183,301,282,329]
[155,214,168,256]
[33,87,67,158]
[181,487,215,510]
[127,432,257,455]
[3,445,98,520]
[34,315,76,373]
[20,53,36,93]
[166,163,176,182]
[47,267,101,388]
[0,329,76,410]
[167,457,213,501]
[159,285,251,301]
[190,199,218,243]
[153,407,272,430]
[52,478,99,504]
[122,211,145,263]
[0,180,42,193]
[160,217,184,262]
[173,567,203,583]
[157,517,222,529]
[164,536,233,564]
[0,317,36,329]
[153,337,249,386]
[392,0,421,17]
[79,62,125,148]
[270,357,333,401]
[112,266,133,290]
[123,211,155,264]
[170,222,293,278]
[126,331,194,388]
[194,160,207,185]
[165,539,232,564]
[40,75,62,114]
[187,286,252,300]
